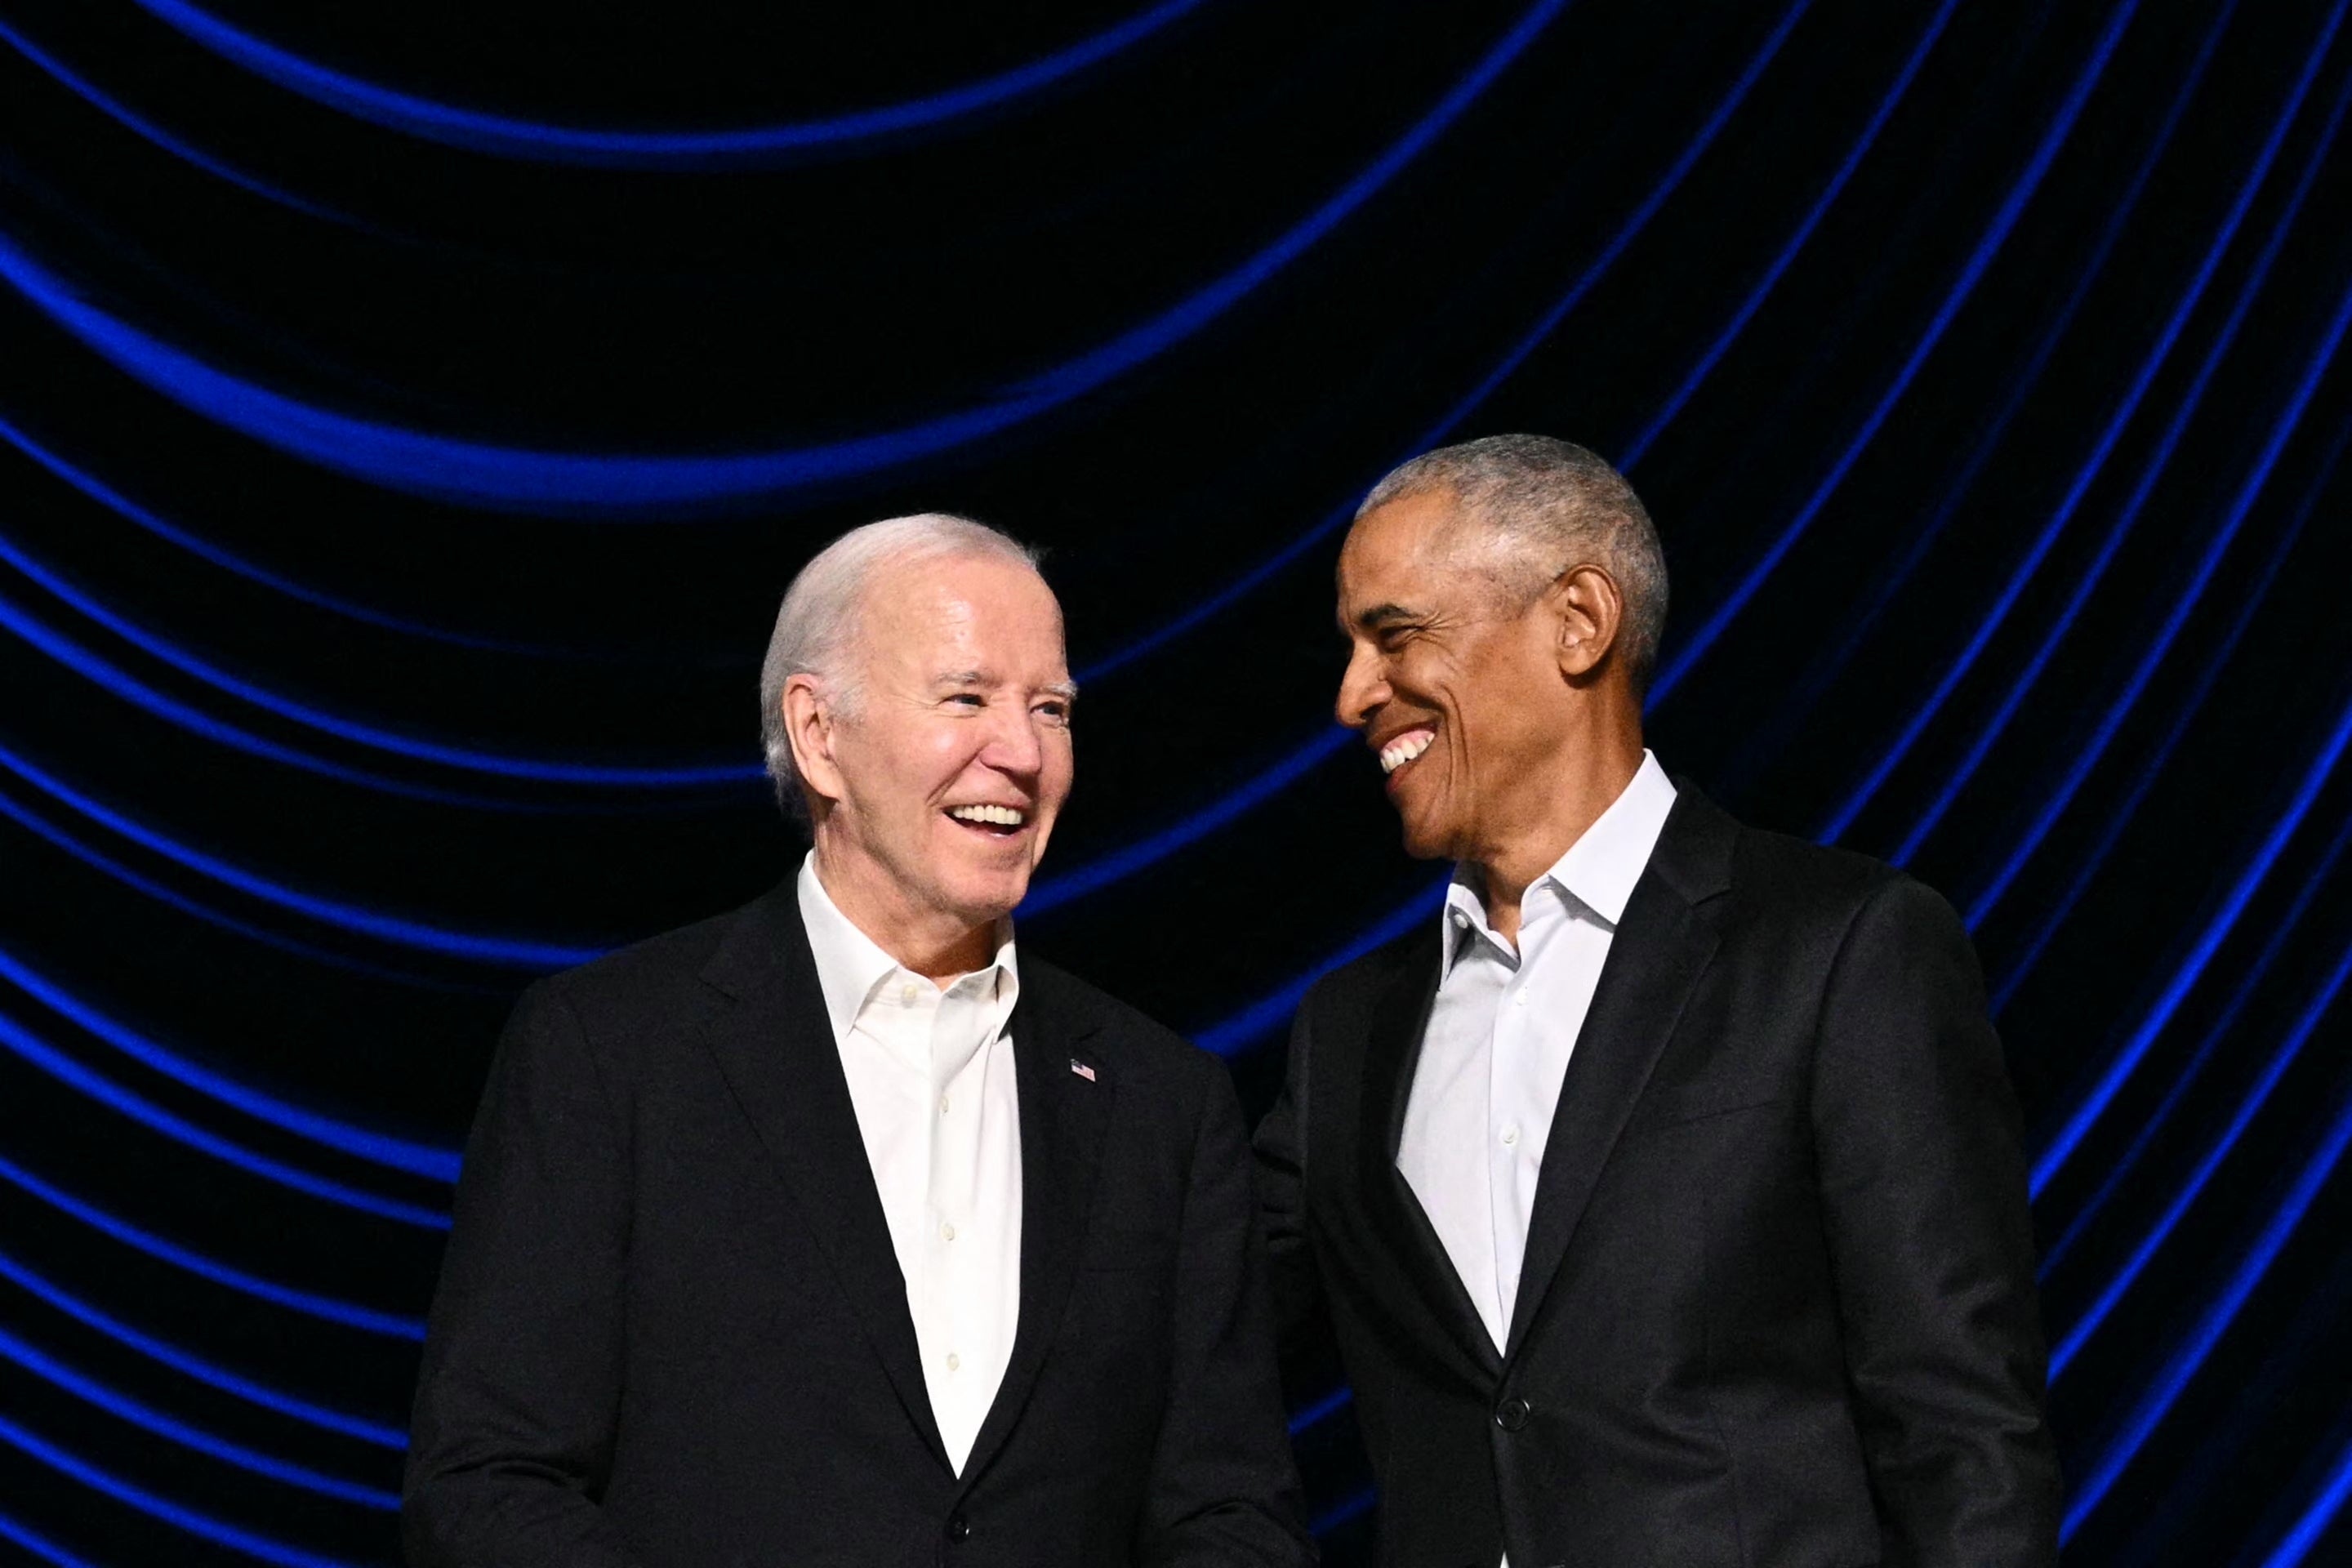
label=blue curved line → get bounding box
[130,0,1209,168]
[0,738,604,969]
[1879,30,2352,866]
[1196,872,1446,1055]
[2032,611,2352,1196]
[1080,0,1824,684]
[0,1411,366,1568]
[1022,726,1355,915]
[0,1242,405,1448]
[1312,1487,1377,1535]
[0,945,460,1182]
[0,1507,98,1568]
[1288,1385,1353,1434]
[0,14,336,219]
[0,412,560,652]
[2033,806,2352,1276]
[2049,915,2352,1379]
[0,0,1570,515]
[1989,412,2352,1013]
[0,1008,448,1228]
[0,541,761,790]
[1645,0,2145,706]
[0,1321,397,1508]
[2259,1431,2352,1568]
[0,1150,426,1339]
[2060,973,2352,1536]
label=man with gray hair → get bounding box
[1256,437,2060,1565]
[407,514,1313,1568]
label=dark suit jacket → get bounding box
[406,882,1312,1568]
[1255,786,2060,1567]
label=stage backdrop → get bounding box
[2,0,2350,1561]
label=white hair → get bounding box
[758,513,1045,820]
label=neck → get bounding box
[1467,707,1646,946]
[810,835,997,985]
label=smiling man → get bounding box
[407,514,1312,1568]
[1254,438,2060,1566]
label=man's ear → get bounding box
[1547,564,1623,682]
[782,675,848,812]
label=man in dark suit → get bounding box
[407,514,1312,1567]
[1255,438,2060,1566]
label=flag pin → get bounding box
[1069,1058,1096,1082]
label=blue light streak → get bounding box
[1645,0,2145,705]
[2257,1430,2352,1567]
[0,1151,427,1339]
[0,1321,398,1508]
[0,1009,448,1228]
[0,1243,406,1447]
[1287,1385,1353,1434]
[129,0,1209,168]
[0,1411,368,1568]
[0,945,461,1182]
[0,0,1571,514]
[1312,1487,1376,1535]
[0,1508,98,1568]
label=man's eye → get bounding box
[1035,702,1071,724]
[947,693,986,708]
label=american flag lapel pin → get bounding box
[1069,1058,1097,1082]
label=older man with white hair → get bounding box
[405,515,1313,1568]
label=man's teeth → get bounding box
[1379,731,1436,775]
[948,804,1027,826]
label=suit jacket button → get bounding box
[1494,1396,1530,1431]
[946,1512,970,1542]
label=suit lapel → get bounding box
[956,969,1107,1489]
[695,887,951,1471]
[1361,928,1506,1385]
[1503,786,1736,1362]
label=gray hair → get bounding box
[758,513,1045,819]
[1358,434,1669,690]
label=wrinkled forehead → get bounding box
[1339,492,1512,612]
[856,550,1068,675]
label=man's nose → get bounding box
[982,701,1047,775]
[1334,644,1388,730]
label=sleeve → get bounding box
[1138,1055,1319,1567]
[1252,1002,1324,1346]
[1810,876,2064,1567]
[402,981,649,1568]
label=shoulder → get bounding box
[1728,819,1958,933]
[519,899,748,1048]
[1297,920,1441,1048]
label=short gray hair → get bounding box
[758,513,1045,819]
[1358,434,1669,690]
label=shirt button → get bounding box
[939,1095,951,1116]
[945,1512,970,1542]
[1513,991,1528,1007]
[900,982,919,1004]
[1450,909,1468,928]
[1500,1125,1520,1147]
[946,1352,961,1373]
[940,1222,956,1241]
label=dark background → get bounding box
[2,0,2350,1561]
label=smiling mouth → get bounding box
[945,804,1030,839]
[1378,726,1437,778]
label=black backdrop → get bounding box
[2,0,2350,1562]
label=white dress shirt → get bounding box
[797,854,1022,1476]
[1396,752,1678,1357]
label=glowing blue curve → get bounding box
[0,537,760,790]
[2034,798,2352,1276]
[1080,0,1824,684]
[1288,1386,1353,1434]
[1313,1489,1377,1535]
[2060,978,2352,1535]
[0,14,335,219]
[0,1507,96,1568]
[0,1321,396,1508]
[0,1009,448,1228]
[2031,620,2352,1197]
[0,0,1571,515]
[1882,37,2352,866]
[1988,413,2352,1013]
[1023,726,1355,915]
[0,1150,426,1339]
[0,412,541,651]
[0,1411,366,1568]
[0,738,604,969]
[2258,1432,2352,1568]
[0,1243,405,1447]
[1766,0,2233,814]
[0,946,460,1182]
[1644,0,2145,706]
[2049,915,2352,1379]
[130,0,1209,168]
[1196,872,1446,1055]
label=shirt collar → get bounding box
[795,852,1019,1046]
[1438,751,1679,976]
